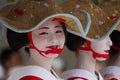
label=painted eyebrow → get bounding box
[55,25,62,28]
[39,25,62,30]
[38,27,49,30]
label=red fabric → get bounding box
[52,18,66,23]
[44,49,63,55]
[20,76,43,80]
[28,32,45,57]
[110,78,118,80]
[68,77,88,80]
[111,45,120,51]
[77,40,109,59]
[109,16,118,20]
[14,8,24,15]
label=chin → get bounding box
[96,58,107,61]
[46,54,59,58]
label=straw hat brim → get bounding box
[0,1,120,42]
[0,1,89,38]
[0,3,84,33]
[0,1,83,33]
[59,0,120,42]
[98,0,120,32]
[99,1,120,17]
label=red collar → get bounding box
[77,40,109,59]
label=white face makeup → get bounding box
[31,20,65,58]
[91,36,113,61]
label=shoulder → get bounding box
[100,66,120,76]
[62,69,98,80]
[100,66,120,80]
[8,66,43,80]
[8,66,57,80]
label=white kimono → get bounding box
[8,66,63,80]
[0,65,4,79]
[62,69,103,80]
[100,66,120,80]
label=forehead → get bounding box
[40,20,62,28]
[92,36,109,44]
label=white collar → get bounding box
[100,66,120,76]
[8,66,58,80]
[62,69,104,80]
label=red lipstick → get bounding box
[47,45,58,50]
[104,50,109,53]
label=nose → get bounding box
[107,36,113,46]
[49,34,58,44]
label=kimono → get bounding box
[0,65,4,79]
[100,66,120,80]
[62,69,103,80]
[8,66,63,80]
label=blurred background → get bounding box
[0,0,119,79]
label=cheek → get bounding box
[57,35,65,46]
[93,47,105,54]
[91,43,105,53]
[33,36,48,50]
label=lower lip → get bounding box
[48,48,58,50]
[104,50,109,53]
[47,46,58,49]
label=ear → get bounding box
[25,43,31,48]
[82,42,88,48]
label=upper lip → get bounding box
[47,45,59,50]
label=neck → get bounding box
[113,51,120,66]
[75,50,96,75]
[27,49,53,71]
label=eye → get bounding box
[39,32,48,35]
[56,30,63,33]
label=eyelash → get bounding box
[56,30,63,33]
[39,32,48,35]
[39,30,63,35]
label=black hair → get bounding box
[107,30,120,65]
[109,30,120,54]
[60,22,67,43]
[7,29,29,51]
[7,22,67,51]
[66,32,86,51]
[0,48,19,68]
